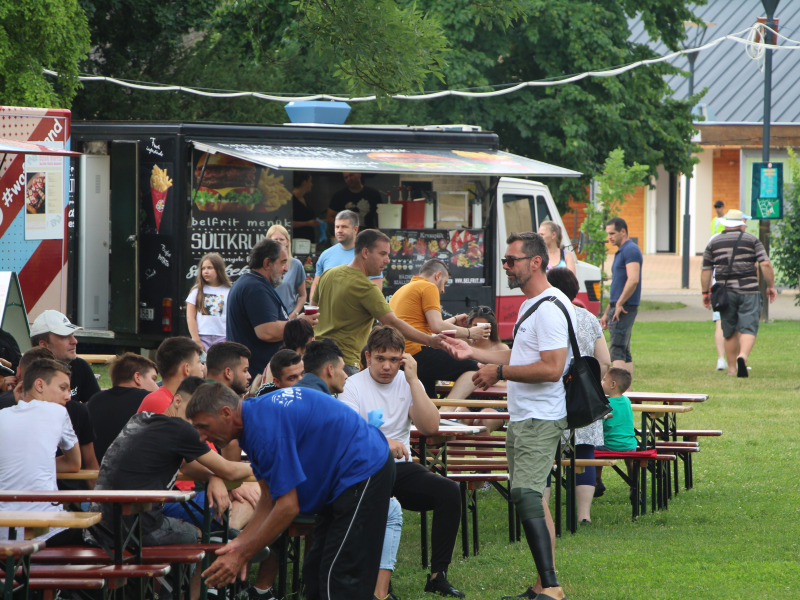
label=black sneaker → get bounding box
[424,573,465,598]
[241,586,277,600]
[500,588,537,599]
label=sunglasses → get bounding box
[501,255,535,267]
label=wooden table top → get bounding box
[411,424,486,437]
[57,470,100,480]
[438,411,509,420]
[632,404,694,414]
[627,391,708,403]
[0,539,45,558]
[0,490,195,504]
[437,399,507,408]
[76,354,116,364]
[0,510,101,539]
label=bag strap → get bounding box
[719,231,745,288]
[512,296,551,339]
[512,295,580,359]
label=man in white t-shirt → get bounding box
[339,326,465,598]
[0,358,81,542]
[442,232,574,600]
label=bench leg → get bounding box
[420,511,428,569]
[460,483,469,559]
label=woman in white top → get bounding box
[186,253,232,351]
[267,224,307,319]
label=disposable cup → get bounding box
[304,305,319,316]
[442,330,457,338]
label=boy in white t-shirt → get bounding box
[0,358,81,542]
[340,326,465,598]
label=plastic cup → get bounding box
[304,305,319,316]
[477,323,491,328]
[442,330,457,338]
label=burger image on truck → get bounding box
[54,120,601,349]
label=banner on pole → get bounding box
[751,162,783,219]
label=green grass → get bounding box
[388,321,800,600]
[638,299,686,311]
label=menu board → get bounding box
[383,229,486,290]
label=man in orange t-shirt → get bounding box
[389,259,488,399]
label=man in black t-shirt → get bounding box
[86,376,253,597]
[326,172,382,230]
[88,353,159,463]
[29,310,101,403]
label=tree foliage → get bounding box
[770,148,800,302]
[581,148,649,269]
[0,0,90,107]
[71,0,703,207]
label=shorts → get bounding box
[608,303,638,363]
[142,516,200,546]
[506,417,567,495]
[162,491,223,529]
[413,346,478,397]
[719,291,762,338]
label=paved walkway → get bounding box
[604,254,799,322]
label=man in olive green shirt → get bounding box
[313,229,440,372]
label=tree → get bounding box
[383,0,704,212]
[581,148,650,269]
[0,0,90,107]
[770,148,800,303]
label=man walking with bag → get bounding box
[442,232,574,600]
[701,209,776,377]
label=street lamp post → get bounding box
[760,0,779,320]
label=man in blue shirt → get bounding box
[309,210,382,302]
[294,339,348,395]
[187,382,393,600]
[227,238,318,379]
[600,217,642,375]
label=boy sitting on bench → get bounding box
[595,368,637,495]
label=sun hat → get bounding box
[721,209,751,228]
[30,310,83,337]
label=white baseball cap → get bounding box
[721,209,752,228]
[30,310,83,337]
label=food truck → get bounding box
[61,121,601,347]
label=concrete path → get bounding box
[603,254,799,322]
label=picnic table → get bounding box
[1,539,44,600]
[632,404,694,449]
[627,391,708,404]
[0,490,194,565]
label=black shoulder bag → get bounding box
[513,296,611,429]
[710,231,744,312]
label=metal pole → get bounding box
[760,0,779,320]
[681,50,698,289]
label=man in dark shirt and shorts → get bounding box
[701,209,776,377]
[600,217,642,375]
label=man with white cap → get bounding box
[701,209,776,377]
[30,310,100,403]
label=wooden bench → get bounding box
[594,450,677,518]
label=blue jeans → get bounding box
[380,497,403,571]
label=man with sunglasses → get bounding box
[389,258,490,400]
[442,232,574,600]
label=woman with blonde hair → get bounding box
[266,224,307,319]
[186,253,232,350]
[539,220,576,275]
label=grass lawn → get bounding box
[387,320,800,600]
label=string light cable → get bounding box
[42,23,800,103]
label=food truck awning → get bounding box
[190,140,581,177]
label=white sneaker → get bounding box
[716,357,728,371]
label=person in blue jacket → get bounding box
[186,381,394,600]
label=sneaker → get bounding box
[716,357,727,371]
[243,586,277,600]
[424,573,465,598]
[500,588,537,599]
[374,594,400,600]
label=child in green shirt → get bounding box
[595,367,637,496]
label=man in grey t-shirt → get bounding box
[701,209,776,377]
